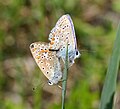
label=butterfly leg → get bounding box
[57,85,68,90]
[57,85,66,90]
[59,79,67,82]
[57,85,62,89]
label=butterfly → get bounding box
[30,14,80,85]
[30,42,62,85]
[49,14,80,66]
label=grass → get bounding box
[61,44,68,109]
[99,23,120,109]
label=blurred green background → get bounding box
[0,0,120,109]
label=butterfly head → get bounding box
[69,49,81,66]
[75,49,81,58]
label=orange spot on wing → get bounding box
[52,37,55,41]
[38,51,41,55]
[41,50,45,53]
[32,48,37,52]
[36,56,40,59]
[40,49,49,53]
[52,33,55,37]
[50,41,54,45]
[45,50,49,52]
[49,46,52,49]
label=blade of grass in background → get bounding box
[99,23,120,109]
[61,44,68,109]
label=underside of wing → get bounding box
[48,14,76,50]
[29,42,61,80]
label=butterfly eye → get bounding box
[76,51,79,55]
[48,81,53,85]
[75,50,80,60]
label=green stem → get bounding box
[61,44,68,109]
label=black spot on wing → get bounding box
[30,44,34,48]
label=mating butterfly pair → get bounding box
[30,14,80,85]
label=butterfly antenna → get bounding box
[32,80,46,91]
[41,82,46,88]
[79,49,96,53]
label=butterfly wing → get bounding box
[30,42,62,84]
[49,14,80,66]
[49,14,76,50]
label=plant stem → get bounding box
[61,44,68,109]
